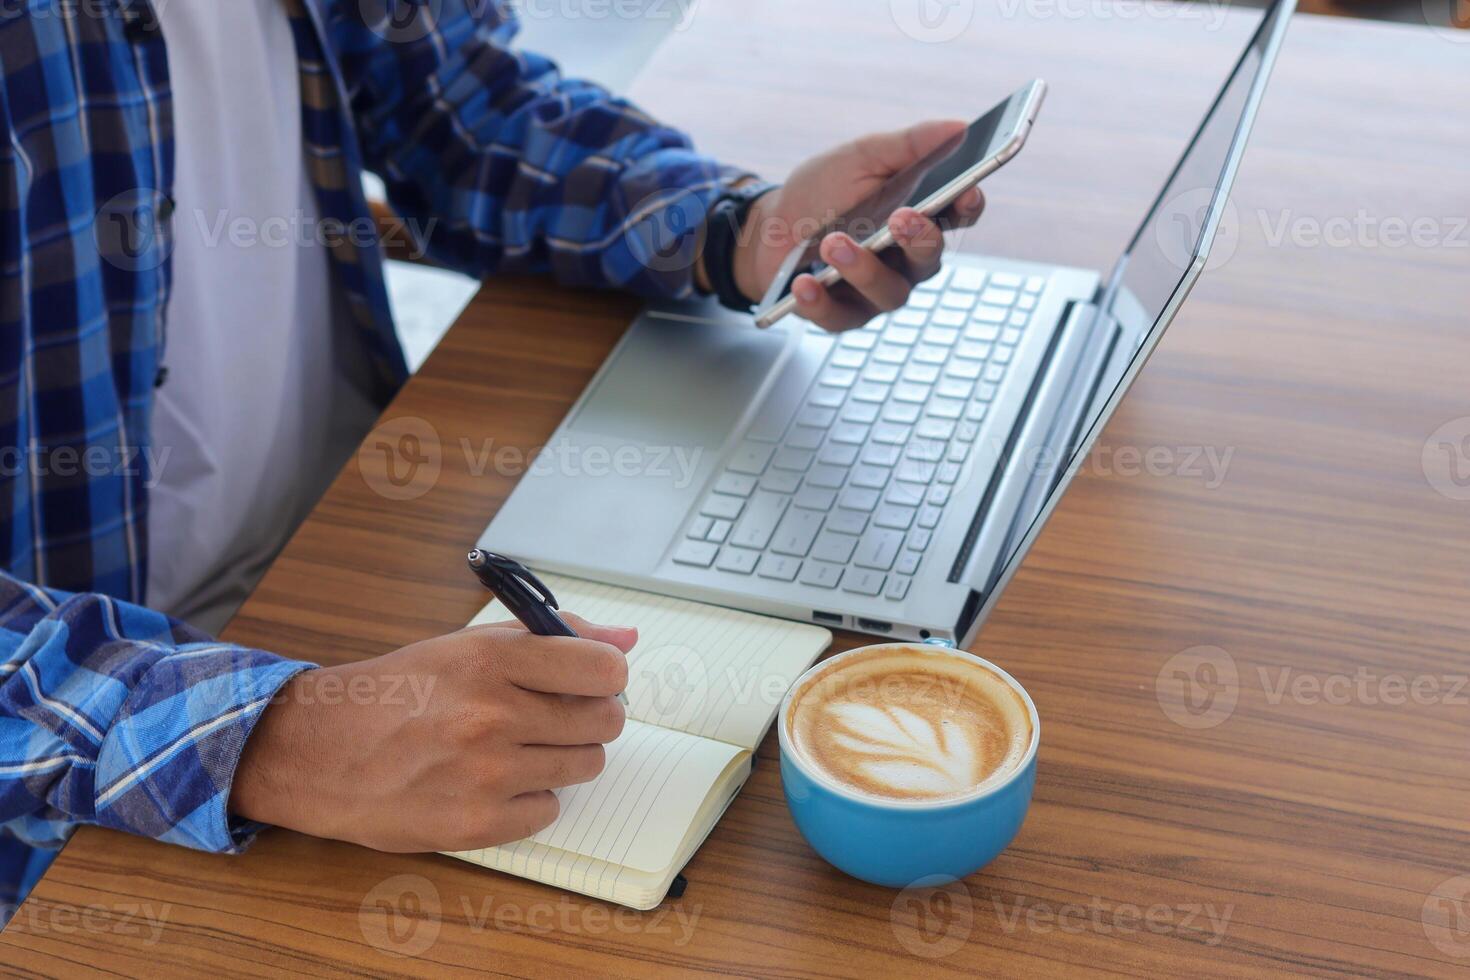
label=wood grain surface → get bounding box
[4,2,1468,976]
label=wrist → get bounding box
[731,189,775,304]
[229,669,320,833]
[699,179,779,310]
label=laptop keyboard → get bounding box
[672,264,1047,602]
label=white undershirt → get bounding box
[148,0,379,634]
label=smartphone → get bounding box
[753,79,1046,328]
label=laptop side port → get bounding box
[812,611,843,626]
[857,618,893,633]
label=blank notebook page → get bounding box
[472,574,831,749]
[452,721,741,883]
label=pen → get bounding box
[467,549,628,706]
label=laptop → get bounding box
[480,0,1295,647]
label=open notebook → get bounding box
[443,575,831,910]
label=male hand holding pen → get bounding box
[229,612,636,852]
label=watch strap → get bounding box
[704,181,779,312]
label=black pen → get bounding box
[467,549,628,705]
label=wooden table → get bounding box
[6,1,1468,975]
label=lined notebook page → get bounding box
[450,720,741,882]
[472,574,830,749]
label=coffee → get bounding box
[785,646,1032,803]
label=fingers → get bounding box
[793,231,910,332]
[504,744,607,795]
[510,687,627,746]
[465,618,528,633]
[791,272,877,333]
[820,233,912,312]
[477,630,630,697]
[464,615,636,656]
[558,613,638,654]
[853,119,968,174]
[439,789,560,852]
[467,614,635,658]
[487,790,561,844]
[889,208,945,283]
[889,189,983,277]
[797,184,987,333]
[943,186,987,229]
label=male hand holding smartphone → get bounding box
[748,80,1046,329]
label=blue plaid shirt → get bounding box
[0,0,744,920]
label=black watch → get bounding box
[703,181,779,313]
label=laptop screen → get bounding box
[1104,3,1279,362]
[965,0,1296,641]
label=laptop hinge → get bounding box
[947,300,1091,585]
[983,307,1123,595]
[948,299,1115,628]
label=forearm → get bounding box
[335,0,754,297]
[0,571,313,853]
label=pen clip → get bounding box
[470,550,560,610]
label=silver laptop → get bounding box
[481,0,1294,647]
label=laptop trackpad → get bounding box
[568,314,790,448]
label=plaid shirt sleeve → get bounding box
[0,569,314,869]
[331,0,753,297]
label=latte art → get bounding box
[787,649,1032,803]
[823,701,990,797]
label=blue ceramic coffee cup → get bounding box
[778,642,1040,887]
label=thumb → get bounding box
[857,118,967,174]
[560,612,639,654]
